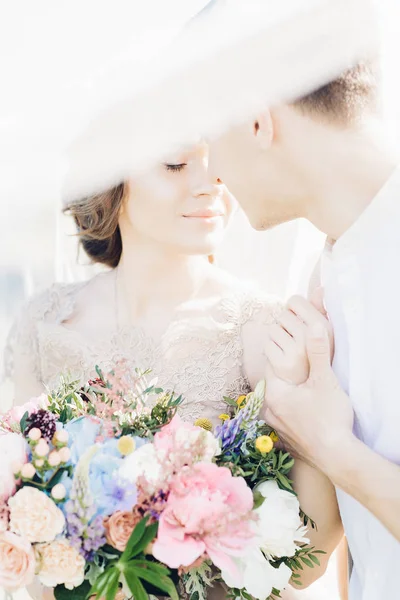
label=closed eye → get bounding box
[164,163,187,173]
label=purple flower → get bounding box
[215,412,246,452]
[64,471,106,561]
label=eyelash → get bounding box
[164,163,187,173]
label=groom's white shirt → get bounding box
[321,166,400,600]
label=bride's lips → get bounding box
[182,209,224,219]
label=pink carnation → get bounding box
[1,395,49,432]
[153,415,219,474]
[152,463,256,577]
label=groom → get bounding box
[211,59,400,599]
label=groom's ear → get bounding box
[252,110,274,150]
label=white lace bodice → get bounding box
[4,281,281,424]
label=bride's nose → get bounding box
[193,178,222,198]
[191,163,223,198]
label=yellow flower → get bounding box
[218,414,230,422]
[194,418,213,432]
[270,431,279,443]
[237,395,247,408]
[255,435,274,454]
[117,436,136,456]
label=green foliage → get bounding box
[271,545,326,587]
[216,424,295,493]
[120,392,183,438]
[89,517,179,600]
[46,374,89,423]
[19,410,30,434]
[53,580,92,600]
[181,561,215,600]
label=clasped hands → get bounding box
[263,290,354,474]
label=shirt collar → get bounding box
[332,164,400,259]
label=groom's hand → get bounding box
[264,322,354,473]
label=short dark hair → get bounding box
[294,60,380,124]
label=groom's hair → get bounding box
[294,59,380,124]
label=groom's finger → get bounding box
[306,323,332,381]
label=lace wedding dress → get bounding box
[4,280,281,423]
[3,279,285,600]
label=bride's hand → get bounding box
[265,295,333,385]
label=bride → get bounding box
[4,140,342,599]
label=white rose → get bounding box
[221,547,292,600]
[255,480,309,559]
[35,539,85,589]
[9,487,65,543]
[119,444,163,491]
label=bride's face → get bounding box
[119,141,234,255]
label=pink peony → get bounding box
[0,433,29,501]
[152,463,256,576]
[0,531,35,591]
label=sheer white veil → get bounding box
[49,0,380,299]
[0,0,393,354]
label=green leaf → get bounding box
[19,411,29,434]
[105,569,120,600]
[129,522,158,558]
[89,569,114,599]
[275,471,291,489]
[293,559,303,571]
[54,580,91,600]
[121,516,149,561]
[300,556,314,569]
[130,559,171,577]
[124,568,149,600]
[310,554,321,566]
[132,566,179,600]
[252,490,265,510]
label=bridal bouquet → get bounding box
[0,366,322,600]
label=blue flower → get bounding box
[65,416,100,464]
[89,450,137,516]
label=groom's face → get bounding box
[210,114,303,230]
